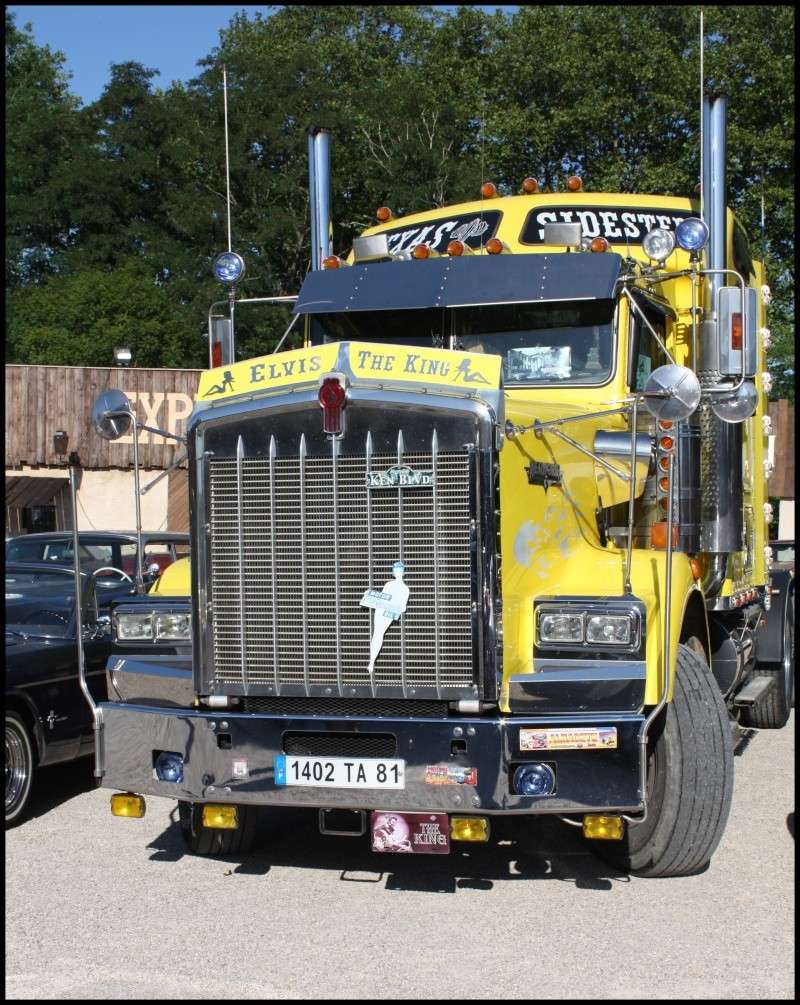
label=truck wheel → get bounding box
[741,591,794,728]
[592,642,734,878]
[5,711,35,828]
[178,801,260,856]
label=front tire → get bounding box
[740,591,794,729]
[178,801,260,856]
[592,643,734,878]
[5,711,35,828]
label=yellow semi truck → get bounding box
[92,101,792,876]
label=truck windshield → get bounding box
[310,298,615,386]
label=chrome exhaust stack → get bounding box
[698,93,743,575]
[308,127,332,270]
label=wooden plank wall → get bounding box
[768,399,795,499]
[167,468,191,532]
[5,365,202,470]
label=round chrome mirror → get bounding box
[709,380,758,423]
[91,389,134,441]
[642,364,701,421]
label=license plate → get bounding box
[371,811,450,854]
[274,755,405,789]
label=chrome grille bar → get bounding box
[397,428,407,698]
[366,430,375,698]
[332,435,342,696]
[236,435,248,692]
[432,427,441,699]
[299,433,309,693]
[269,434,279,694]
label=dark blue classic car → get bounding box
[5,563,111,826]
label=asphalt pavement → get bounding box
[5,713,795,1000]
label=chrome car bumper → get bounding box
[98,702,644,814]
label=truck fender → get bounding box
[756,569,794,664]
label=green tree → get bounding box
[5,11,85,286]
[6,257,205,368]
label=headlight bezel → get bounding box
[534,598,644,657]
[113,606,192,644]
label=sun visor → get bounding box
[294,253,622,315]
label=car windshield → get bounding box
[5,536,184,579]
[5,569,80,639]
[310,299,615,386]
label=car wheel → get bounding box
[178,801,260,856]
[591,643,734,878]
[5,711,35,828]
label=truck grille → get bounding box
[204,429,476,698]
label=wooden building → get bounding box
[5,365,202,536]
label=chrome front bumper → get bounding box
[98,702,645,814]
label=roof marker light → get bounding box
[322,255,343,270]
[480,181,498,198]
[566,176,583,192]
[485,238,504,255]
[412,243,431,260]
[521,177,539,194]
[376,206,394,222]
[447,240,467,256]
[590,237,609,253]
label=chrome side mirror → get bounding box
[91,389,134,441]
[641,364,701,422]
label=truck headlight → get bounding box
[585,614,632,646]
[535,601,642,653]
[154,612,192,641]
[538,612,583,644]
[114,609,192,643]
[115,613,154,641]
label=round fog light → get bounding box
[513,763,556,797]
[155,751,184,783]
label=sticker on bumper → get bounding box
[424,764,477,785]
[519,727,618,751]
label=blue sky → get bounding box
[9,5,516,106]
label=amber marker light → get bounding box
[447,240,465,256]
[485,238,504,255]
[322,255,342,270]
[451,817,490,842]
[202,805,238,829]
[480,181,498,198]
[651,522,679,548]
[111,793,146,818]
[659,436,674,451]
[659,477,670,492]
[412,243,431,260]
[376,206,394,222]
[566,175,583,192]
[689,558,702,580]
[658,456,670,472]
[658,420,674,431]
[583,815,624,840]
[521,177,539,194]
[590,237,609,253]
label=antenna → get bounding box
[223,64,233,253]
[699,9,704,222]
